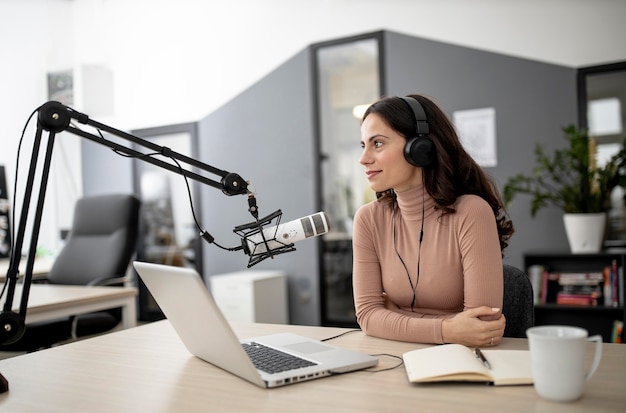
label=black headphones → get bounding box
[399,96,436,167]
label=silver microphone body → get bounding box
[245,212,330,255]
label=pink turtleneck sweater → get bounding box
[352,184,503,344]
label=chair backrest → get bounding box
[47,194,141,286]
[502,264,535,338]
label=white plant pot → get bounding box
[563,213,606,254]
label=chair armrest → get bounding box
[71,275,132,338]
[87,259,137,287]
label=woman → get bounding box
[353,94,514,347]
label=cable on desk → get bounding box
[320,329,362,342]
[320,329,404,373]
[363,354,404,372]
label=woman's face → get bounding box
[360,113,421,193]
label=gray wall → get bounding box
[81,137,134,196]
[384,31,578,269]
[197,49,320,326]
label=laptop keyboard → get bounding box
[242,342,317,374]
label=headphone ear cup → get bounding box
[404,136,435,167]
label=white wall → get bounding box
[70,0,626,129]
[1,0,625,255]
[0,0,75,256]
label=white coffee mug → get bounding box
[526,325,602,402]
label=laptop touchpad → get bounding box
[283,342,332,354]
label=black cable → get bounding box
[71,122,244,252]
[320,329,404,373]
[414,186,425,309]
[160,153,239,252]
[362,354,404,372]
[320,329,362,342]
[393,204,422,312]
[392,178,426,312]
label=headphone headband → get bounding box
[399,97,429,136]
[399,96,435,167]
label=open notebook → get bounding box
[403,344,533,386]
[133,261,378,388]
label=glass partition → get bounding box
[312,33,383,326]
[579,62,626,144]
[578,62,626,245]
[131,122,203,321]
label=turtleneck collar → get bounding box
[395,184,437,222]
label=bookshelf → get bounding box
[524,252,625,343]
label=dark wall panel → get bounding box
[384,31,577,269]
[197,49,319,325]
[81,137,134,196]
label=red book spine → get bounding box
[612,260,619,306]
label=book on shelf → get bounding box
[402,344,533,386]
[527,265,544,304]
[558,272,604,284]
[603,260,624,307]
[556,272,603,306]
[528,264,623,307]
[541,271,560,304]
[612,320,623,343]
[556,292,601,306]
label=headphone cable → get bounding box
[393,178,425,312]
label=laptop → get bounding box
[133,261,378,388]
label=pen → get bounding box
[474,348,492,370]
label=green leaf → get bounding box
[503,125,626,217]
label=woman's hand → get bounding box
[441,307,506,347]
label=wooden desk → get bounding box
[0,257,55,281]
[1,284,138,329]
[0,321,624,412]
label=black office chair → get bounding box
[502,264,535,338]
[1,193,141,351]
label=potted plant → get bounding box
[503,125,626,253]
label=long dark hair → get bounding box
[362,94,514,252]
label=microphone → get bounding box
[232,211,329,267]
[244,212,330,255]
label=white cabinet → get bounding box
[209,270,288,324]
